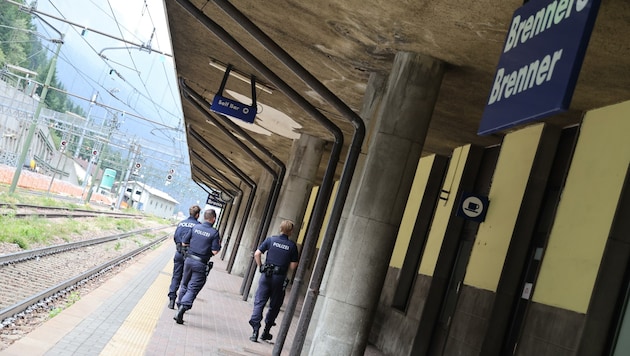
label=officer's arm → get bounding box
[254,249,262,267]
[289,261,298,272]
[181,229,192,246]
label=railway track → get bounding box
[0,225,173,326]
[0,203,141,219]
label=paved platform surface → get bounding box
[2,241,383,356]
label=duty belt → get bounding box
[187,253,209,264]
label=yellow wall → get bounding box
[390,155,437,268]
[296,181,340,248]
[298,186,318,245]
[318,181,340,248]
[419,145,470,276]
[464,123,544,291]
[534,101,630,313]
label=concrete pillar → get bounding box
[302,72,387,354]
[268,133,326,242]
[309,52,445,355]
[232,170,273,276]
[224,181,248,267]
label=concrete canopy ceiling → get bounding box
[164,0,630,192]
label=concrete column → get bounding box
[223,181,247,266]
[302,72,387,353]
[268,133,326,241]
[309,52,444,355]
[232,170,273,276]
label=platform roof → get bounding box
[164,0,629,192]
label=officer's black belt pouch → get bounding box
[187,253,209,264]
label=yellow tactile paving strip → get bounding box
[99,256,173,356]
[1,241,171,356]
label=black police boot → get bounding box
[249,329,259,342]
[261,327,273,342]
[174,305,186,324]
[168,298,176,310]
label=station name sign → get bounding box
[207,190,226,209]
[478,0,601,135]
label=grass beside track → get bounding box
[0,190,171,250]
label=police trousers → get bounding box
[249,272,286,330]
[177,258,208,309]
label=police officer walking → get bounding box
[248,220,299,342]
[167,205,201,309]
[174,209,221,324]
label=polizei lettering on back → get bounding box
[194,228,212,238]
[272,242,290,250]
[179,222,197,228]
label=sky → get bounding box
[27,0,208,212]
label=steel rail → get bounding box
[0,226,171,266]
[0,232,170,324]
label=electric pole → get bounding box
[9,35,64,194]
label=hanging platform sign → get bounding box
[207,190,226,209]
[478,0,601,136]
[210,64,257,123]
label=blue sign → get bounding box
[456,192,489,223]
[207,191,226,209]
[478,0,601,135]
[210,95,256,123]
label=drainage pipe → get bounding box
[192,177,238,246]
[174,1,348,352]
[193,161,244,261]
[182,80,286,298]
[189,126,257,273]
[184,89,280,298]
[208,1,367,353]
[191,152,244,259]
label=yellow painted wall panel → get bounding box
[317,181,340,248]
[390,155,436,268]
[464,123,544,292]
[419,145,470,276]
[534,101,630,313]
[298,186,318,245]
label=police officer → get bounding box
[167,205,201,309]
[248,220,299,342]
[174,209,221,324]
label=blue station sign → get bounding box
[210,95,256,123]
[209,63,258,124]
[478,0,601,135]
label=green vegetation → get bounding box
[49,291,81,318]
[0,1,85,115]
[0,213,146,251]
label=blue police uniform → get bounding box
[249,234,299,336]
[177,221,221,311]
[167,216,198,304]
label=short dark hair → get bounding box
[204,209,216,221]
[189,205,201,217]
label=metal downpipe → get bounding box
[191,151,244,259]
[188,126,257,273]
[173,2,344,340]
[208,1,367,353]
[192,170,233,234]
[192,177,237,244]
[182,80,287,299]
[183,88,281,298]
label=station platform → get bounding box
[2,240,383,356]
